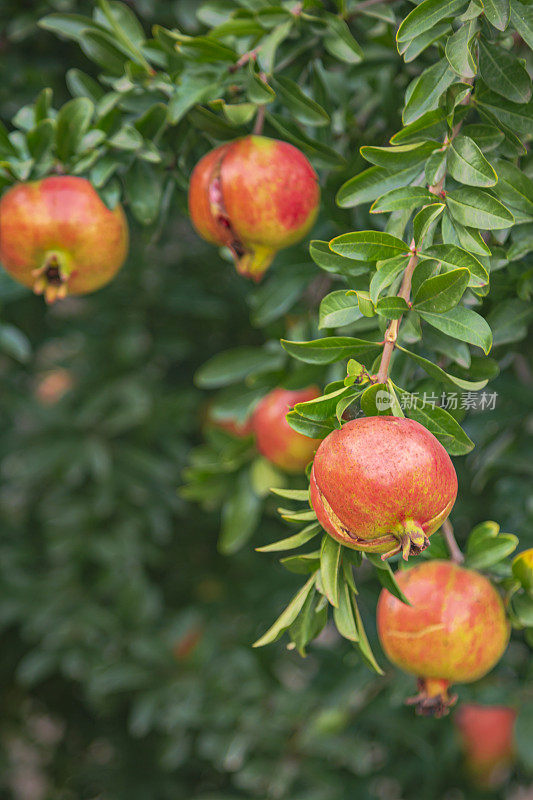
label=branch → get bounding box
[374,85,473,385]
[442,519,464,565]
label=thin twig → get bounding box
[442,519,464,564]
[253,104,266,135]
[229,48,260,73]
[373,85,473,385]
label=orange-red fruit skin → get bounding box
[377,561,510,685]
[309,416,457,555]
[0,176,128,297]
[253,387,321,473]
[455,704,516,787]
[188,136,320,280]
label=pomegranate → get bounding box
[455,704,516,787]
[188,135,320,280]
[0,176,128,303]
[309,416,457,560]
[253,387,321,472]
[377,561,510,716]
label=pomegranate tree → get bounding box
[0,176,128,303]
[188,135,320,281]
[377,561,510,716]
[309,417,457,560]
[455,704,516,788]
[253,387,321,472]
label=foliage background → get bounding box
[0,1,532,799]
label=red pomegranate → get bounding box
[253,387,321,473]
[377,561,510,716]
[188,135,320,281]
[0,176,128,303]
[455,704,516,787]
[309,416,457,560]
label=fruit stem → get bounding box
[442,519,464,564]
[253,103,266,135]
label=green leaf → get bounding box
[55,97,93,162]
[391,109,447,145]
[0,324,31,363]
[333,580,359,642]
[393,386,475,455]
[418,243,489,288]
[219,471,261,554]
[487,299,533,346]
[511,0,533,49]
[108,125,143,151]
[401,22,450,63]
[272,76,329,127]
[310,241,370,277]
[445,20,478,78]
[195,346,284,388]
[295,386,352,422]
[280,552,320,572]
[446,188,514,229]
[323,13,363,64]
[253,573,317,647]
[397,0,467,43]
[336,164,423,208]
[27,119,55,163]
[256,522,321,553]
[492,160,533,217]
[442,211,492,256]
[66,68,104,102]
[466,533,519,569]
[349,290,376,318]
[320,536,341,607]
[360,142,437,169]
[461,123,504,152]
[448,136,497,188]
[281,337,381,365]
[476,86,533,135]
[257,19,293,73]
[512,593,533,627]
[370,186,435,214]
[319,291,361,329]
[413,269,469,313]
[79,30,128,75]
[403,59,456,125]
[124,161,162,224]
[478,38,531,104]
[247,69,276,105]
[376,296,410,319]
[370,256,406,303]
[352,596,384,674]
[286,412,335,440]
[413,203,445,248]
[38,13,99,41]
[396,345,487,390]
[365,554,411,604]
[418,306,493,353]
[270,488,310,502]
[483,0,511,30]
[330,231,409,261]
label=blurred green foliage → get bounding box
[0,2,531,799]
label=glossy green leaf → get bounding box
[55,97,93,161]
[478,38,531,104]
[272,76,329,126]
[418,306,493,353]
[397,0,467,43]
[330,231,410,261]
[319,291,361,329]
[446,188,514,229]
[253,572,317,647]
[413,269,469,313]
[256,522,321,553]
[370,186,435,214]
[448,136,497,187]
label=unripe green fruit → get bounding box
[188,135,320,281]
[377,561,510,716]
[309,416,457,560]
[0,176,128,303]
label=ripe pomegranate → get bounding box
[188,135,320,281]
[0,176,128,303]
[377,561,510,716]
[455,704,516,788]
[309,417,457,560]
[253,387,321,472]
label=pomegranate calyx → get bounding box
[31,251,72,304]
[405,678,458,718]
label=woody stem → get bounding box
[442,519,464,564]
